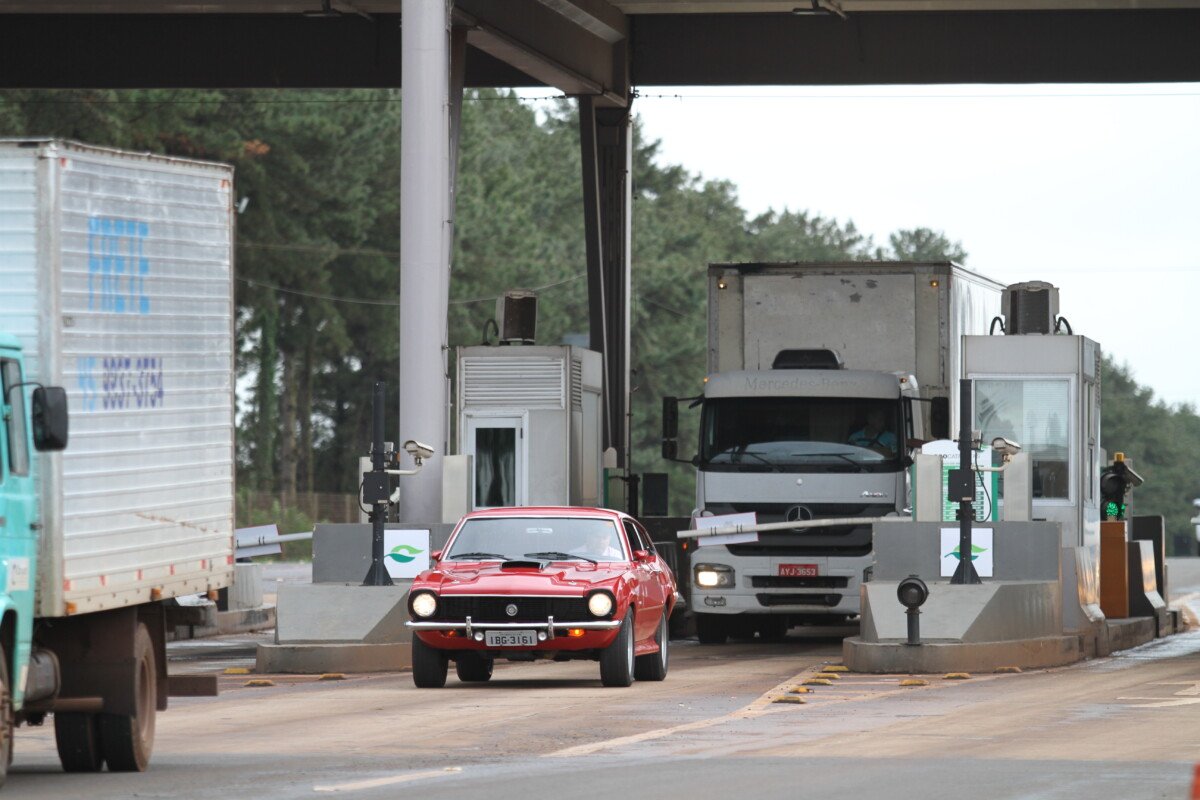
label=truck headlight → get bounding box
[694,564,734,588]
[410,591,438,618]
[587,591,615,617]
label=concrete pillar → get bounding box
[398,0,452,522]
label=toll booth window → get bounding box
[975,379,1070,500]
[1,360,29,477]
[474,427,516,507]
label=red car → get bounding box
[405,506,677,688]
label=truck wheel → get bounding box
[0,646,11,785]
[633,613,669,682]
[54,714,104,773]
[411,635,448,688]
[694,613,728,645]
[757,617,789,642]
[98,623,156,772]
[454,653,493,683]
[599,612,635,687]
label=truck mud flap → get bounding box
[167,674,218,697]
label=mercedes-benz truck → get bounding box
[663,262,1002,642]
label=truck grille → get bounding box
[756,593,842,608]
[750,576,849,589]
[435,596,590,622]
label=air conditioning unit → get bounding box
[1002,281,1059,335]
[496,289,537,345]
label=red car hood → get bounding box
[416,561,628,596]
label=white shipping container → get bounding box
[0,139,235,617]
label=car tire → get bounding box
[455,652,494,683]
[411,635,449,688]
[98,623,156,772]
[694,613,728,645]
[633,613,669,682]
[599,612,635,687]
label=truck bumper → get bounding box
[690,553,870,618]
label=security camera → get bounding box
[991,437,1022,459]
[403,440,435,463]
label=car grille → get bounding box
[750,576,849,589]
[756,593,843,608]
[434,595,590,622]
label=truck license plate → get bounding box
[484,630,538,647]
[778,563,818,577]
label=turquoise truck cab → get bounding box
[0,334,68,758]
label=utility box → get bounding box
[455,345,602,509]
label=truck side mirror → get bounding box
[930,396,950,440]
[32,386,69,451]
[661,396,679,460]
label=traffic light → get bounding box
[1100,452,1144,521]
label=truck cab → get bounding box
[680,361,925,642]
[0,336,68,780]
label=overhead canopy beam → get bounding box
[1,9,1198,88]
[456,0,630,105]
[631,10,1200,85]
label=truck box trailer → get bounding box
[666,262,1003,642]
[0,139,234,778]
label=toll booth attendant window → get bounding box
[475,428,515,507]
[975,379,1070,500]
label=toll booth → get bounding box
[455,345,603,510]
[962,327,1102,633]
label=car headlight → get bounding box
[410,591,438,618]
[587,592,614,617]
[694,564,734,588]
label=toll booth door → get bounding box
[465,414,527,509]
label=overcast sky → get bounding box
[600,84,1198,409]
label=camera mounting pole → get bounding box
[362,381,394,587]
[950,378,981,585]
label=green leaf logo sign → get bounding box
[387,544,424,564]
[943,543,988,562]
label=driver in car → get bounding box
[580,526,624,560]
[848,409,898,457]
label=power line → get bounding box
[237,271,587,307]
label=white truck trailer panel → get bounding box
[0,140,235,617]
[708,261,1004,412]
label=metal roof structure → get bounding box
[2,2,1200,93]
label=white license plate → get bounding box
[484,630,538,647]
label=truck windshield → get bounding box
[701,397,902,471]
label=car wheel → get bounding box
[455,652,494,683]
[599,611,635,687]
[634,612,669,682]
[694,613,728,645]
[411,635,449,688]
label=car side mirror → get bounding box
[32,386,68,452]
[431,549,443,562]
[632,549,653,563]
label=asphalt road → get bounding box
[6,562,1198,799]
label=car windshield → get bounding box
[444,517,628,562]
[701,396,902,472]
